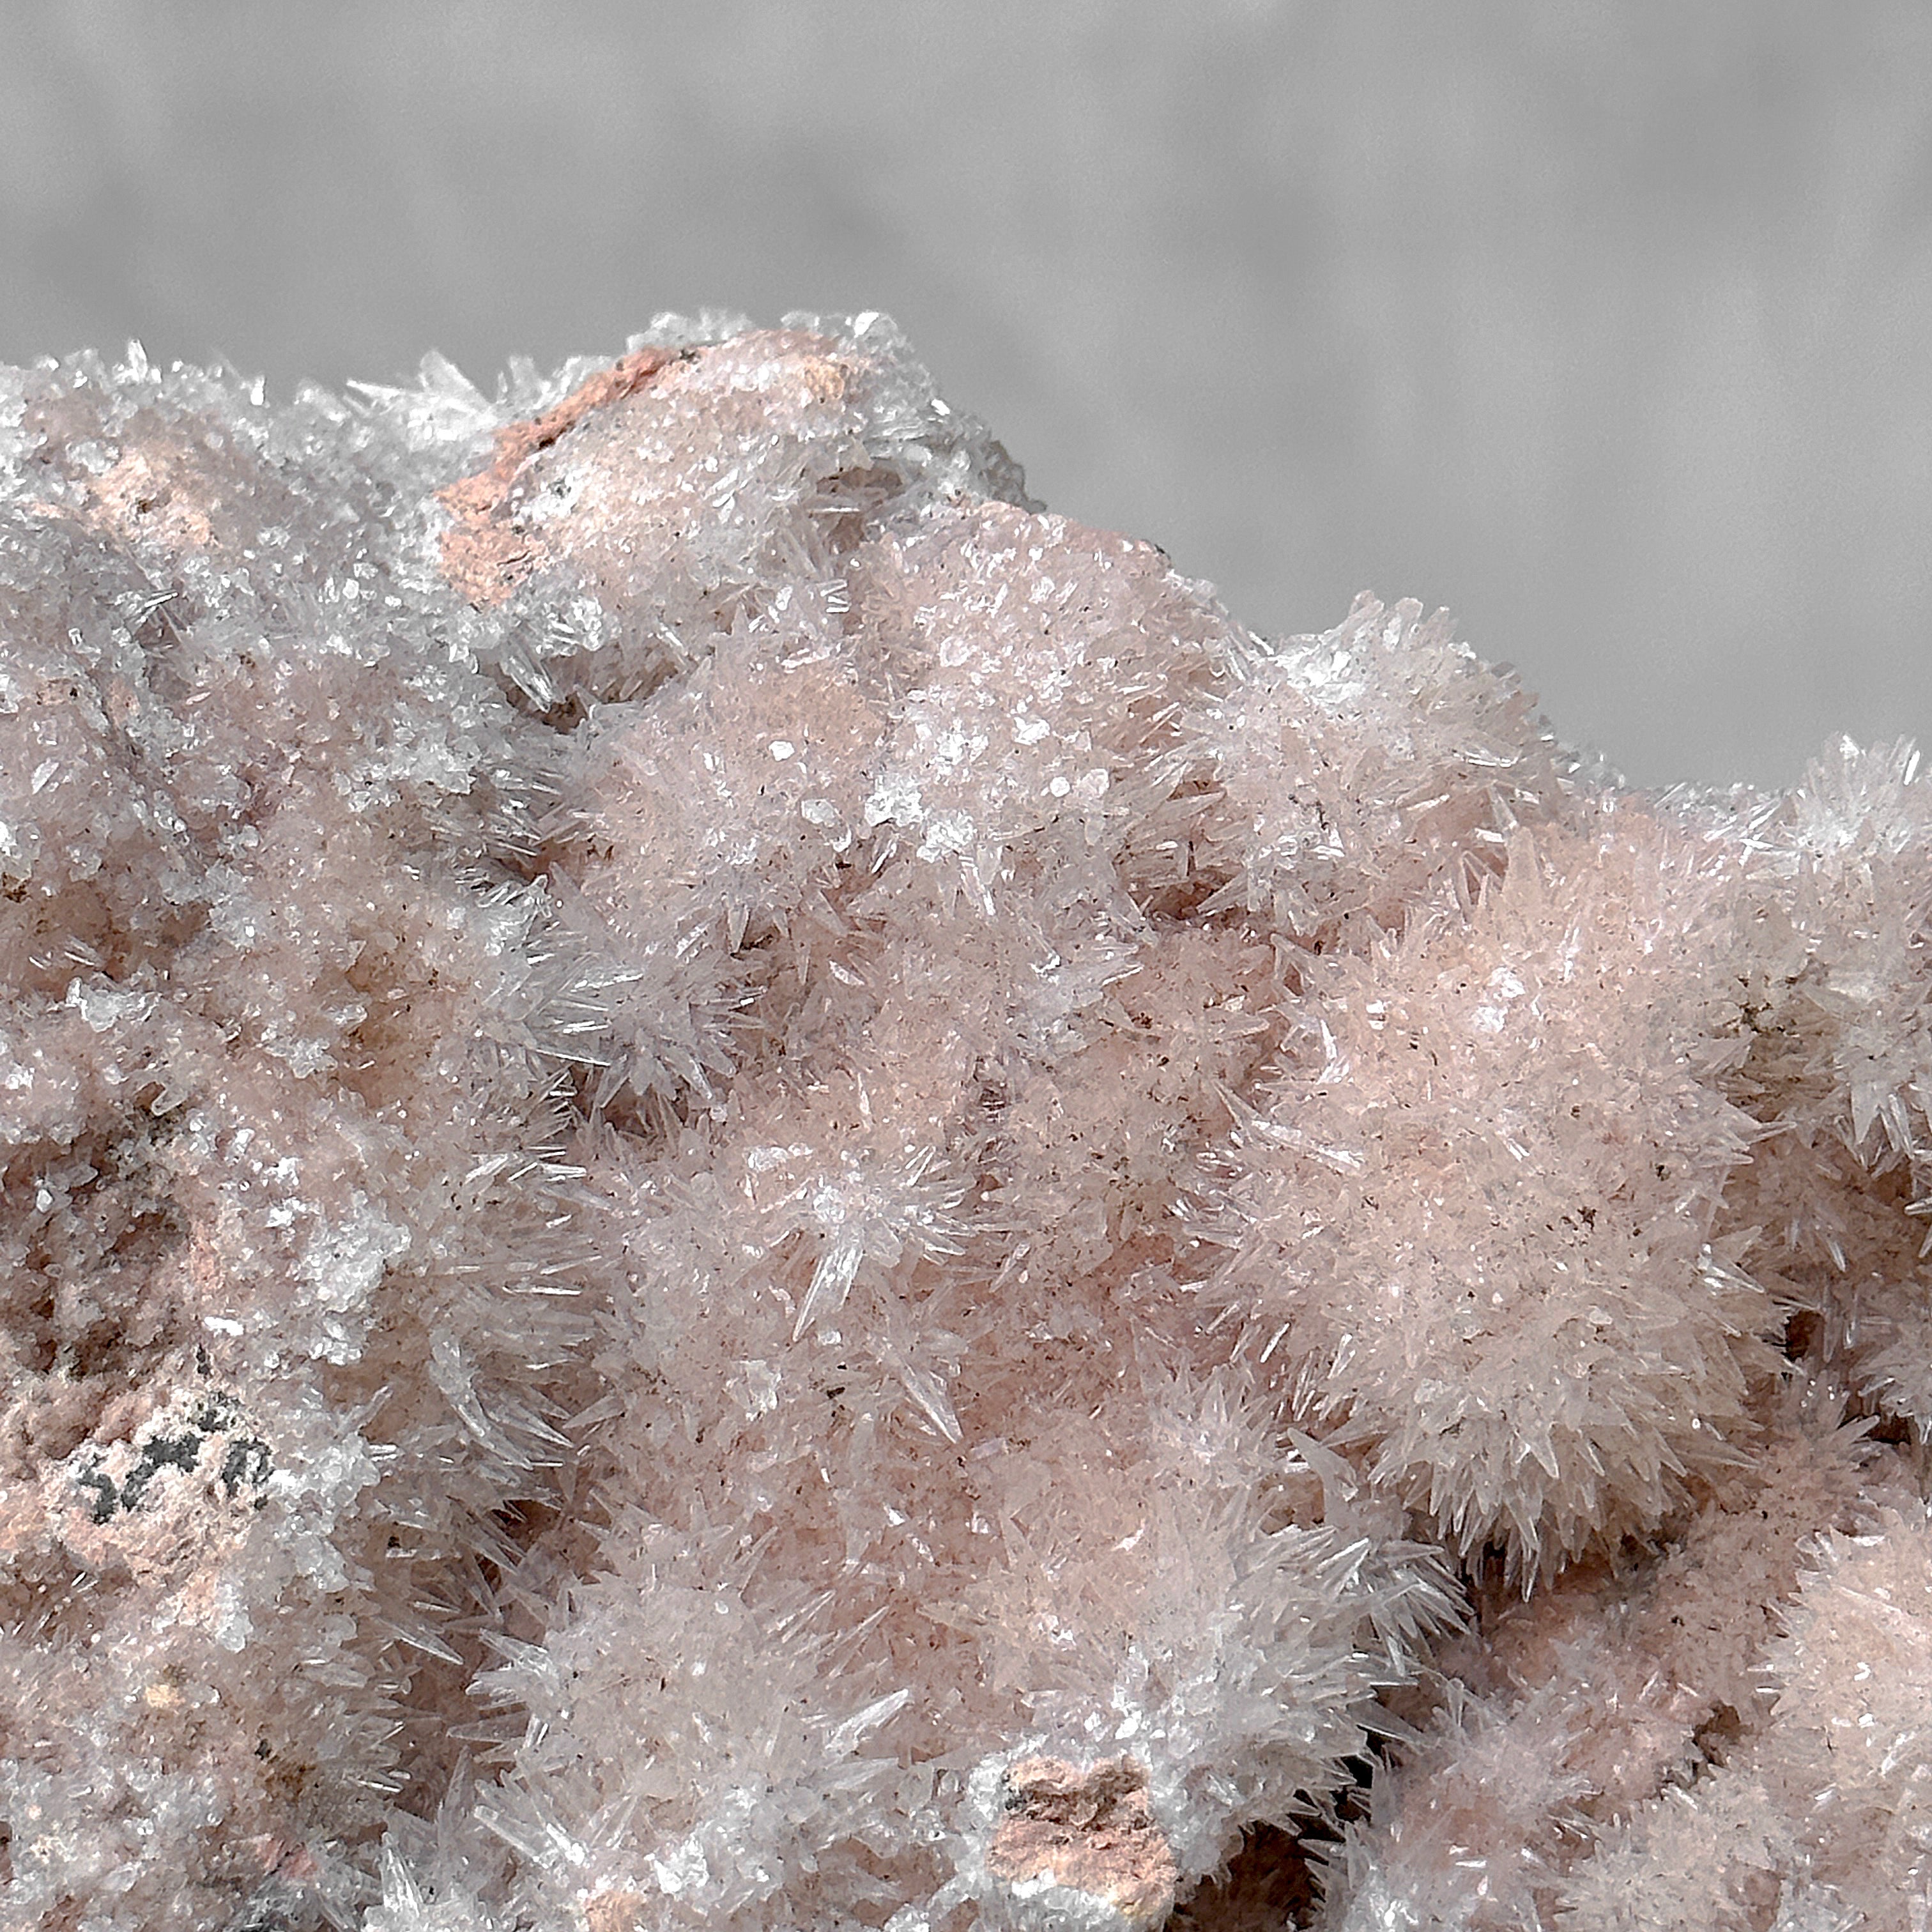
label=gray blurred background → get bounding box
[2,0,1927,789]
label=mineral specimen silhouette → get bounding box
[1,316,1928,1931]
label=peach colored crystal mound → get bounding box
[1,316,1929,1932]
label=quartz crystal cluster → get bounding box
[1,315,1930,1932]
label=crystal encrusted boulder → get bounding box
[1,316,1929,1932]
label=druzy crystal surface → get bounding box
[2,316,1931,1932]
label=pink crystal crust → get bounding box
[2,316,1931,1931]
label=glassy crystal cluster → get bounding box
[1,315,1929,1932]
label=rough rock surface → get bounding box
[1,314,1929,1931]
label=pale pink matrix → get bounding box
[1,315,1929,1932]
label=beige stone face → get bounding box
[988,1756,1178,1925]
